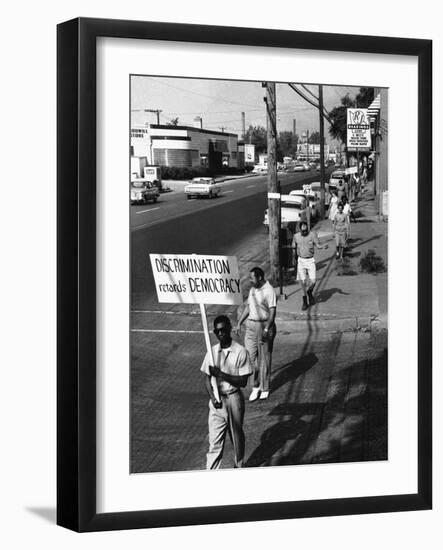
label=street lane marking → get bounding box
[131,329,204,334]
[132,310,200,315]
[224,190,234,193]
[247,185,256,188]
[136,207,160,214]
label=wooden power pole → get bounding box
[319,84,326,218]
[264,82,279,285]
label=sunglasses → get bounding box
[214,326,230,336]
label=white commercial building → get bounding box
[131,124,239,170]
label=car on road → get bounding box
[252,165,268,175]
[289,190,320,220]
[184,177,221,199]
[293,164,306,172]
[130,179,160,205]
[263,194,308,228]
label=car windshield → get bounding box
[281,201,302,209]
[332,172,345,178]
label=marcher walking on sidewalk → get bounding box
[201,315,252,469]
[341,195,356,223]
[333,203,349,260]
[235,267,276,402]
[328,189,339,222]
[293,221,329,310]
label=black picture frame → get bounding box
[57,17,432,532]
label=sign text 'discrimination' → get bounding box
[149,254,243,305]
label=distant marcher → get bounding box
[293,221,329,310]
[328,190,339,222]
[235,267,276,402]
[333,203,349,260]
[336,176,347,202]
[201,315,252,469]
[341,195,356,223]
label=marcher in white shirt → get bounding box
[201,315,252,469]
[235,267,276,402]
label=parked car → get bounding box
[293,164,306,172]
[252,165,268,175]
[130,179,160,204]
[289,190,319,220]
[263,194,307,227]
[184,177,221,199]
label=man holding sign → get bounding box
[200,315,252,469]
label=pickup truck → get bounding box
[184,177,221,199]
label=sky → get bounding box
[131,76,366,147]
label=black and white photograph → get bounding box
[129,76,389,474]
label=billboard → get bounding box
[347,108,371,151]
[244,143,255,163]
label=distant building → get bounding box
[296,143,329,162]
[130,124,239,170]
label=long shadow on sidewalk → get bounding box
[314,287,350,304]
[270,352,318,394]
[245,347,387,468]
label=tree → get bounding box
[244,125,267,154]
[277,131,298,160]
[355,87,374,108]
[167,117,180,126]
[328,93,355,144]
[308,131,322,144]
[328,88,375,143]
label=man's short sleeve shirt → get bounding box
[200,341,252,393]
[247,281,277,321]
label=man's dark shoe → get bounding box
[307,290,315,306]
[302,296,309,310]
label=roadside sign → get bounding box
[347,108,371,150]
[345,166,358,175]
[302,183,312,194]
[244,143,255,163]
[150,254,242,305]
[267,192,281,199]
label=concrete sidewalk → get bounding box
[275,180,388,333]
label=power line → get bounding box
[145,77,261,108]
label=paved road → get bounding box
[131,169,331,311]
[130,170,329,231]
[129,166,387,474]
[131,325,387,472]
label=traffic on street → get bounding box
[129,76,388,474]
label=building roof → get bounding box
[150,124,237,138]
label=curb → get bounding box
[275,313,387,333]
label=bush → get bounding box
[359,249,386,274]
[160,165,211,180]
[160,165,249,180]
[336,257,358,276]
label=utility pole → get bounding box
[263,82,279,286]
[144,109,162,125]
[293,118,297,157]
[241,112,246,140]
[318,84,326,219]
[306,129,310,163]
[194,116,203,129]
